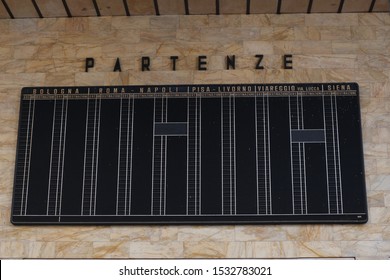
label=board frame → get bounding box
[11,83,368,225]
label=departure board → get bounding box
[12,83,367,224]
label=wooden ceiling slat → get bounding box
[5,0,39,18]
[35,0,67,17]
[95,0,126,16]
[343,0,372,12]
[251,0,278,14]
[0,1,10,18]
[126,0,156,15]
[280,0,310,13]
[311,0,340,13]
[66,0,97,16]
[220,0,246,14]
[373,0,389,12]
[157,0,185,15]
[188,0,215,15]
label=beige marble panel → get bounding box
[179,15,209,28]
[158,0,185,15]
[343,0,371,13]
[127,0,156,15]
[311,0,340,13]
[112,16,150,29]
[305,13,358,26]
[55,241,94,258]
[241,14,272,27]
[0,2,10,18]
[270,14,305,26]
[96,0,127,16]
[201,28,261,42]
[28,242,56,258]
[129,241,184,258]
[184,242,245,258]
[359,13,390,25]
[280,0,310,14]
[37,17,66,32]
[351,26,377,40]
[250,0,278,14]
[66,0,97,17]
[5,0,39,18]
[150,15,178,28]
[178,226,235,241]
[341,241,390,258]
[93,241,131,258]
[188,0,216,15]
[35,0,68,17]
[208,14,241,27]
[220,0,246,14]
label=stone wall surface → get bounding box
[0,13,389,259]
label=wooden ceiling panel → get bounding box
[220,0,246,14]
[251,0,278,14]
[373,0,390,12]
[66,0,97,16]
[158,0,185,15]
[343,0,371,12]
[281,0,310,13]
[6,0,39,18]
[188,0,215,15]
[95,0,126,16]
[0,2,10,18]
[35,0,67,17]
[126,0,156,15]
[311,0,340,13]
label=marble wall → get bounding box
[0,13,389,259]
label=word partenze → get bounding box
[85,55,293,72]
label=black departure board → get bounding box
[12,83,367,224]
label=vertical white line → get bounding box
[55,97,65,215]
[221,96,224,215]
[125,99,130,214]
[58,97,68,218]
[24,98,36,215]
[129,95,135,215]
[160,136,163,215]
[116,96,123,215]
[288,96,295,214]
[267,94,272,214]
[296,95,300,130]
[301,95,307,214]
[46,98,57,215]
[90,97,97,215]
[335,96,343,213]
[229,96,232,215]
[93,95,102,215]
[303,143,308,214]
[255,97,259,215]
[322,96,330,214]
[151,97,156,215]
[195,97,198,215]
[186,97,189,215]
[330,95,338,213]
[199,96,202,215]
[164,99,167,214]
[81,88,90,215]
[263,95,267,214]
[164,135,167,215]
[21,100,32,215]
[233,95,237,215]
[299,143,303,214]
